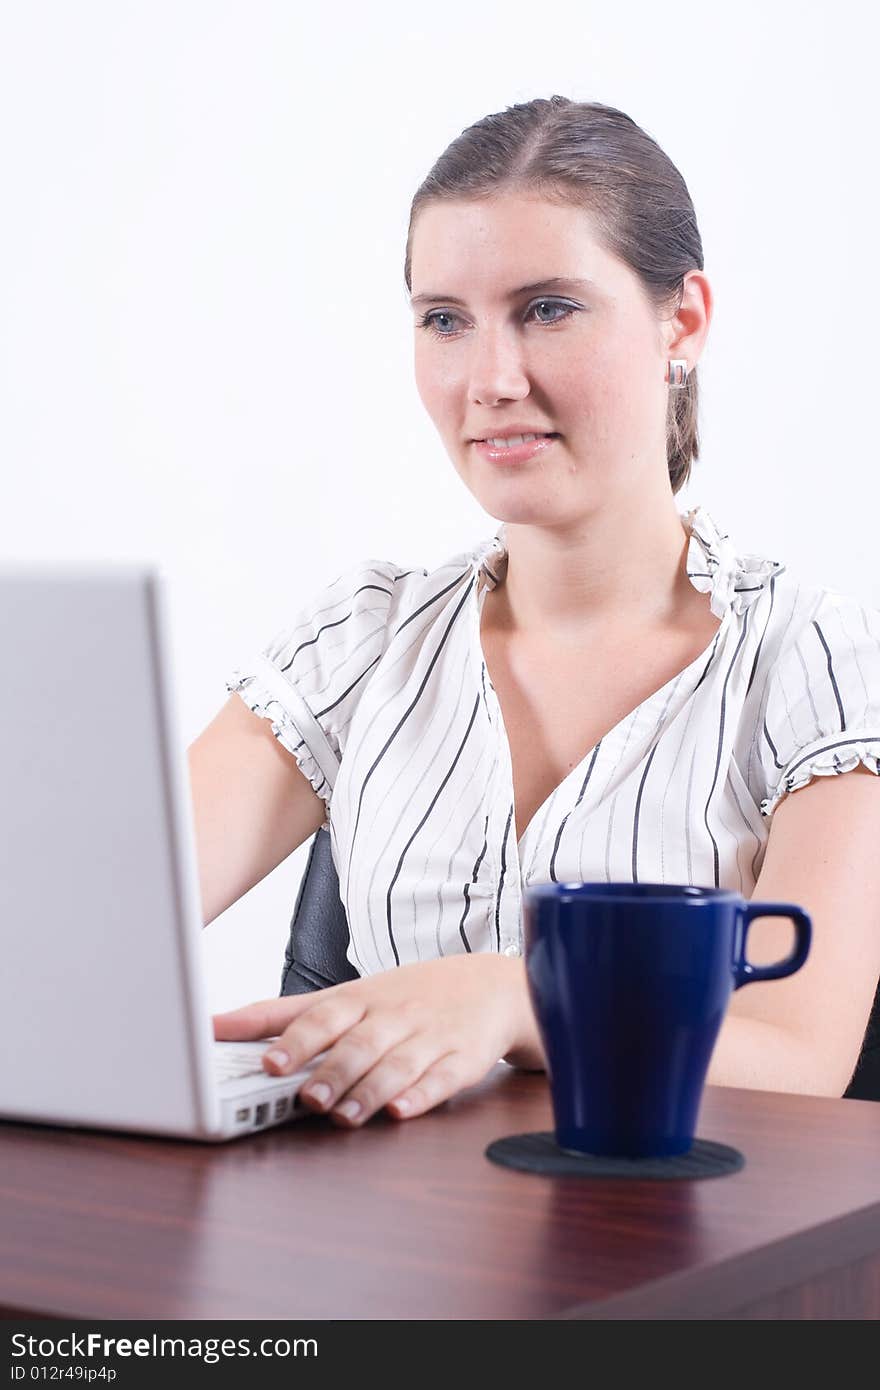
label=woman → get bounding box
[190,96,880,1127]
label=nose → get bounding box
[467,324,530,405]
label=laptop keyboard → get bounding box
[213,1042,330,1129]
[214,1046,275,1082]
[214,1042,327,1085]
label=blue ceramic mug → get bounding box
[522,883,812,1158]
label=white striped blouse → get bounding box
[226,505,880,977]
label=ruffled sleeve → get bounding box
[757,589,880,819]
[224,559,402,831]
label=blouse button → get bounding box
[502,943,522,958]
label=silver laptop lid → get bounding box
[0,562,221,1137]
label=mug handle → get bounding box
[733,901,812,989]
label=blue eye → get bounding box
[417,299,578,338]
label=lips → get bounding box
[474,432,558,443]
[474,435,560,466]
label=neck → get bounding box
[486,496,697,643]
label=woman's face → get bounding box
[410,193,704,528]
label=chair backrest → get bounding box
[280,832,880,1100]
[280,828,358,995]
[844,977,880,1100]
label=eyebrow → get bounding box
[408,276,599,309]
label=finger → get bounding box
[262,991,370,1076]
[384,1051,477,1120]
[296,1015,424,1119]
[212,994,316,1041]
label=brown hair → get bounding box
[404,96,705,495]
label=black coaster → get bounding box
[485,1131,744,1180]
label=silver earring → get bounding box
[667,358,689,388]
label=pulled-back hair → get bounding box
[404,96,705,495]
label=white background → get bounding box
[1,1,876,1013]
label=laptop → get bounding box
[0,561,327,1141]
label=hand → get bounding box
[212,954,532,1127]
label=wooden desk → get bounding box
[2,1067,880,1320]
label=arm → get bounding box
[503,765,880,1089]
[186,693,328,926]
[709,762,880,1096]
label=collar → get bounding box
[472,505,785,619]
[683,505,785,617]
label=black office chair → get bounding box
[279,829,880,1101]
[846,979,880,1100]
[279,828,359,996]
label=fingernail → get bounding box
[303,1081,332,1107]
[334,1099,362,1121]
[264,1048,290,1071]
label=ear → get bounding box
[663,269,713,370]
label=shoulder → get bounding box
[357,533,497,631]
[750,573,880,817]
[266,554,425,647]
[261,536,491,663]
[744,567,880,675]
